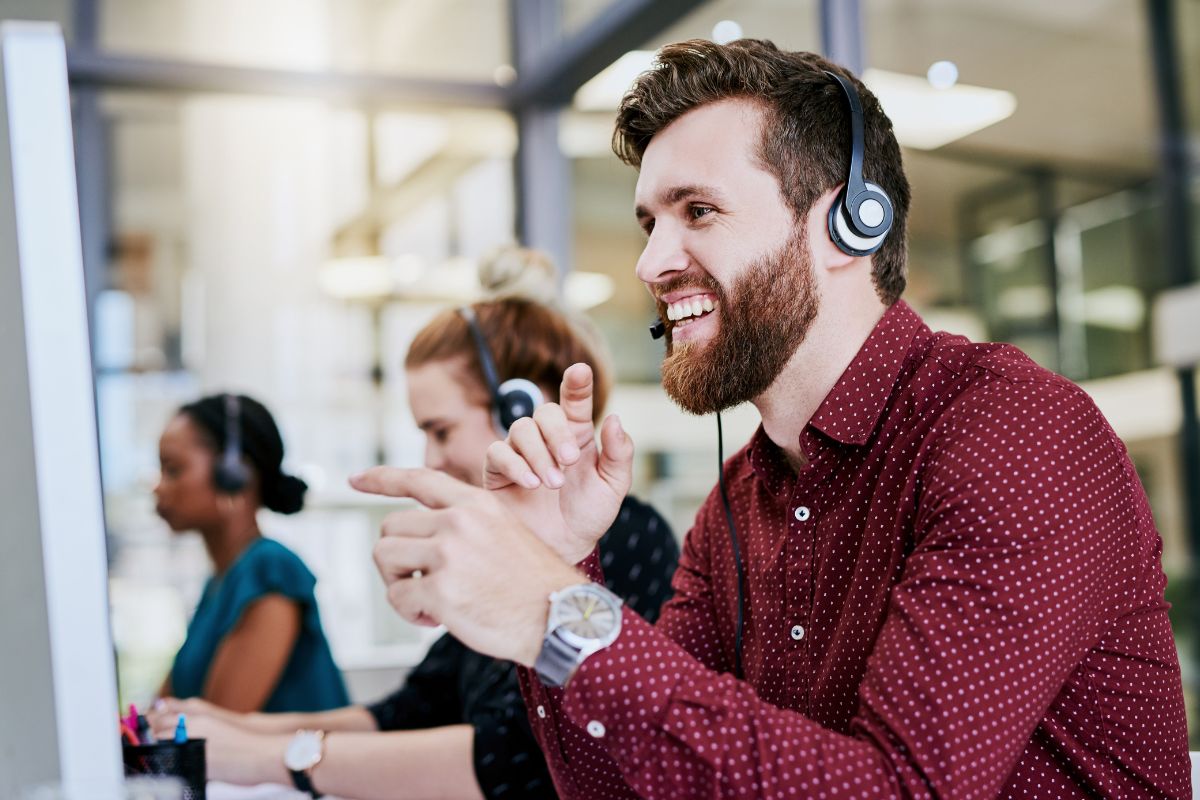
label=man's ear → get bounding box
[809,184,856,273]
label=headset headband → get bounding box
[458,306,503,404]
[824,70,868,209]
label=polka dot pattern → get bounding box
[519,301,1191,799]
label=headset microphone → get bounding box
[649,318,666,340]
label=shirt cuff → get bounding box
[576,547,604,583]
[559,612,693,770]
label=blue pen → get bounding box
[174,714,187,744]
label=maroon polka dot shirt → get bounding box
[519,300,1191,799]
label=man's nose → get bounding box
[636,224,690,286]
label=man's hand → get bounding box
[148,712,289,786]
[484,363,634,564]
[351,467,586,666]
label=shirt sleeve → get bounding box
[366,633,465,731]
[217,540,316,633]
[532,380,1152,799]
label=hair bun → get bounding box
[262,473,308,515]
[478,246,559,305]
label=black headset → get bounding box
[458,306,545,434]
[824,69,894,257]
[213,393,251,494]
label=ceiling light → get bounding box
[712,20,743,45]
[575,58,1014,151]
[926,60,958,90]
[493,64,517,87]
[863,68,1016,150]
[574,50,656,112]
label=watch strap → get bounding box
[534,628,582,688]
[289,767,322,798]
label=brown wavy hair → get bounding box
[405,298,610,425]
[613,38,910,305]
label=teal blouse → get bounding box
[170,537,349,712]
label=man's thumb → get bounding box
[596,414,634,495]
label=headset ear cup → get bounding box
[213,456,250,494]
[495,378,545,433]
[828,190,889,257]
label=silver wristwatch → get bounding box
[535,583,623,687]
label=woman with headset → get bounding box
[154,393,348,713]
[151,249,680,800]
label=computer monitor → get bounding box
[0,21,123,798]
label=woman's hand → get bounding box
[148,712,289,786]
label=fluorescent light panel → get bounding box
[573,54,1016,151]
[863,68,1016,150]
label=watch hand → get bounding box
[583,597,598,620]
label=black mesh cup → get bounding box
[122,739,206,800]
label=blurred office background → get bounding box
[3,0,1197,741]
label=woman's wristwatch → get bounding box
[284,729,325,798]
[535,583,623,687]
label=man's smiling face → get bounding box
[634,98,821,414]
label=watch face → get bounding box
[284,732,322,771]
[555,586,619,641]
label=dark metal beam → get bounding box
[820,0,864,74]
[509,0,708,108]
[73,0,98,48]
[66,49,507,108]
[510,0,572,277]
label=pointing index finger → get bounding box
[350,466,478,509]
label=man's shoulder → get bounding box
[923,331,1055,385]
[914,333,1115,456]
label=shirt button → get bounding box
[794,506,811,522]
[790,624,806,641]
[536,705,546,719]
[586,720,606,738]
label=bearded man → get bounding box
[355,39,1191,799]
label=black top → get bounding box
[366,495,679,799]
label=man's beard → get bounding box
[658,233,819,415]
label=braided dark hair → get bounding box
[178,393,307,514]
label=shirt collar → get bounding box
[808,299,928,446]
[746,300,929,491]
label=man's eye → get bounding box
[689,205,714,220]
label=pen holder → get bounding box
[122,739,206,800]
